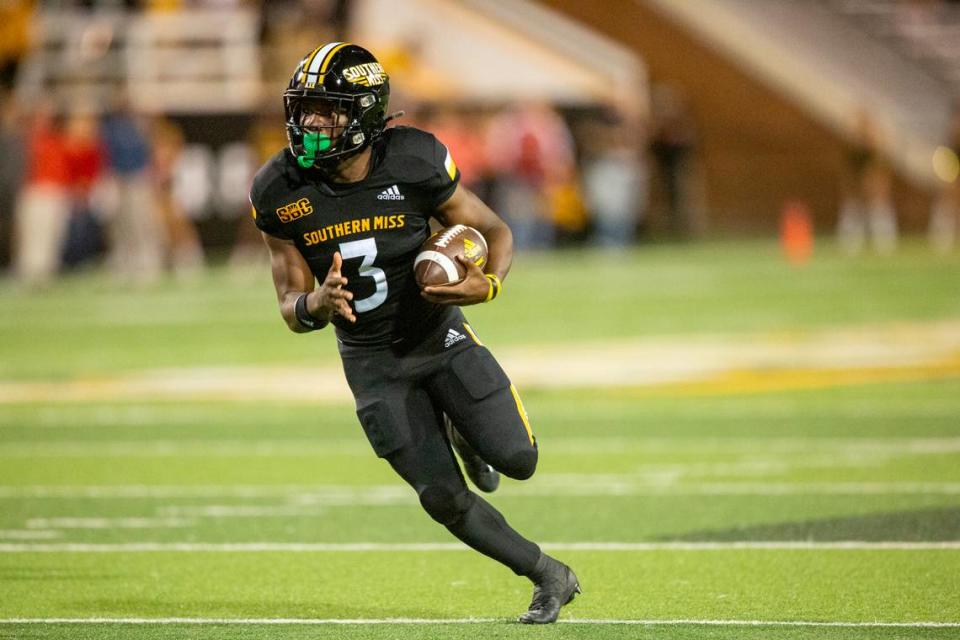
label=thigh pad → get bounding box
[356,399,408,458]
[450,346,511,401]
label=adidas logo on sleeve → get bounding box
[444,328,466,348]
[377,185,404,200]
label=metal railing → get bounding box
[17,7,261,113]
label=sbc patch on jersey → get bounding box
[276,198,313,223]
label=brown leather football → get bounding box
[414,225,488,288]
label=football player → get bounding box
[250,43,579,623]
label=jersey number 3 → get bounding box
[339,238,387,313]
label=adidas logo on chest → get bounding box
[444,328,466,348]
[377,185,404,200]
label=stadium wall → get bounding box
[536,0,931,233]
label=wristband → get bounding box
[484,274,502,302]
[295,293,329,331]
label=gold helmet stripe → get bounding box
[297,45,325,84]
[320,42,351,73]
[303,42,345,86]
[315,42,352,84]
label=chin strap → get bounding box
[384,110,405,125]
[297,131,332,168]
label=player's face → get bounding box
[300,98,350,139]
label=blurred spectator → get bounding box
[14,103,71,285]
[425,104,491,197]
[548,179,589,246]
[152,117,204,277]
[581,108,648,247]
[837,109,898,255]
[61,108,106,269]
[0,0,34,92]
[650,86,697,238]
[486,101,576,250]
[928,103,960,253]
[100,100,164,283]
[230,110,282,268]
[0,92,25,268]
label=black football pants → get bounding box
[339,313,541,576]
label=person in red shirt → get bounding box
[13,102,71,285]
[61,109,107,268]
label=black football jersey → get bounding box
[250,126,461,347]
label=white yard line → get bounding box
[3,481,960,499]
[5,436,960,458]
[0,530,60,540]
[0,485,321,498]
[156,505,324,518]
[24,518,192,530]
[514,480,960,496]
[0,442,370,457]
[1,541,958,553]
[0,617,957,627]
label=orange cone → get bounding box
[780,200,814,265]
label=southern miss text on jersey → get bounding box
[250,126,461,347]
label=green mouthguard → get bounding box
[297,132,332,168]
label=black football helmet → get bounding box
[284,43,391,168]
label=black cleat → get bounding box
[518,554,581,624]
[444,415,500,493]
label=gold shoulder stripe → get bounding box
[509,384,535,446]
[444,147,457,181]
[462,323,483,346]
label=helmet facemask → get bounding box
[285,92,380,168]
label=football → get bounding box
[414,224,488,288]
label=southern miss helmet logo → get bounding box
[343,62,386,87]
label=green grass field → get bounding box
[1,241,959,639]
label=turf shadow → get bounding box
[666,506,960,542]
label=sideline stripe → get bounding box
[1,541,959,553]
[629,356,960,398]
[3,354,957,404]
[0,618,957,628]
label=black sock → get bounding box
[527,551,553,582]
[446,493,541,576]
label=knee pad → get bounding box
[418,484,475,526]
[501,447,538,481]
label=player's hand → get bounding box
[421,256,490,306]
[309,252,356,323]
